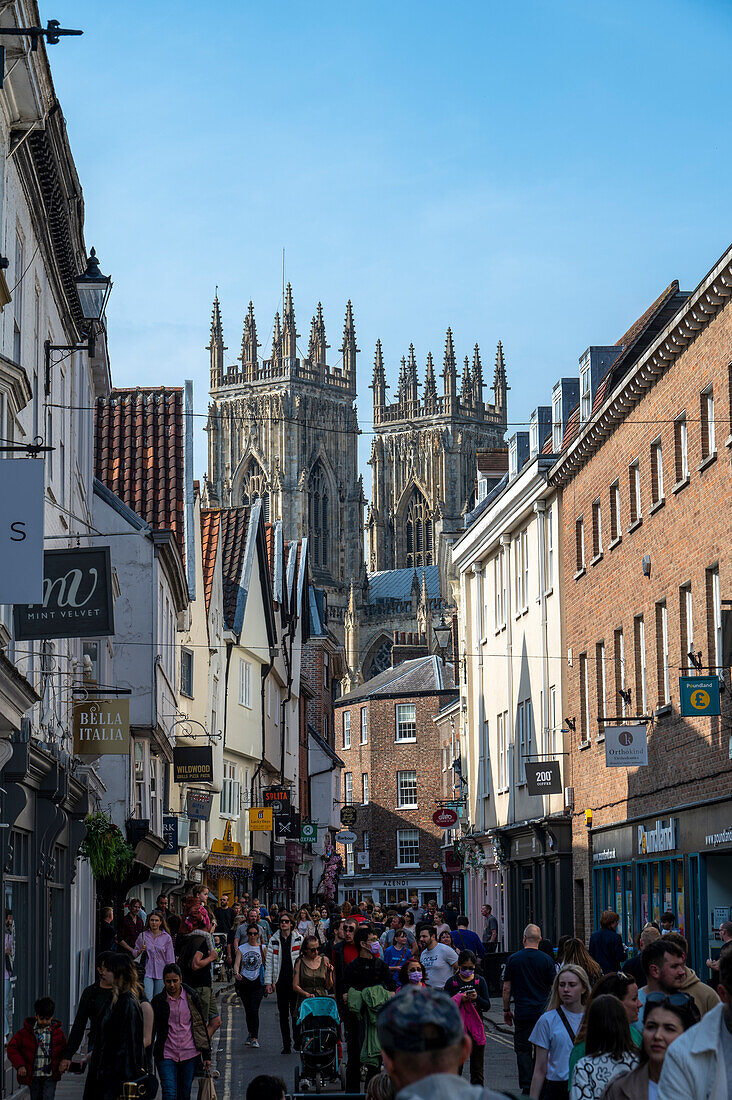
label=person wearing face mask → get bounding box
[443,951,490,1085]
[342,927,396,1091]
[399,958,428,989]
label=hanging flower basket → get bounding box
[78,811,136,883]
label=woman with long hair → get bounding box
[384,929,413,986]
[569,995,638,1099]
[568,970,641,1083]
[529,964,592,1099]
[234,924,266,1047]
[292,934,334,1004]
[134,910,175,999]
[443,950,490,1086]
[601,994,698,1100]
[561,938,603,986]
[95,954,145,1100]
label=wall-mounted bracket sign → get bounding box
[73,699,130,755]
[173,746,213,784]
[679,676,721,717]
[525,761,562,795]
[14,547,115,640]
[0,459,44,605]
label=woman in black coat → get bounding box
[95,954,145,1100]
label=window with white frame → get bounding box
[674,413,688,482]
[635,615,647,713]
[150,754,164,836]
[397,828,419,867]
[579,652,590,742]
[133,740,147,818]
[610,481,621,542]
[395,703,416,742]
[181,649,194,697]
[494,549,506,629]
[515,529,529,610]
[397,770,417,808]
[592,499,603,558]
[651,438,664,504]
[517,701,528,784]
[362,772,369,805]
[701,386,715,459]
[345,843,354,875]
[545,506,554,590]
[497,711,508,789]
[343,710,351,749]
[362,831,370,866]
[239,658,252,707]
[580,362,591,421]
[656,602,670,706]
[680,585,694,673]
[596,641,607,733]
[614,629,626,717]
[575,517,585,572]
[221,761,241,818]
[708,566,722,669]
[360,707,368,744]
[549,685,557,755]
[323,652,329,688]
[552,392,562,451]
[629,460,642,524]
[188,816,206,850]
[344,772,353,805]
[13,231,23,364]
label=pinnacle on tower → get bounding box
[472,343,484,408]
[208,291,227,387]
[424,352,437,406]
[371,339,387,413]
[442,327,457,398]
[341,300,359,382]
[493,340,508,408]
[282,283,298,359]
[461,355,473,405]
[271,311,282,362]
[398,355,407,404]
[240,301,259,379]
[308,301,328,365]
[407,343,419,402]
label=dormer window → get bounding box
[530,420,539,457]
[509,438,518,478]
[552,392,562,450]
[580,362,592,421]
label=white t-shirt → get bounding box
[530,1008,585,1081]
[238,945,263,982]
[420,942,459,988]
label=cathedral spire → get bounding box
[371,339,386,414]
[461,355,473,407]
[424,352,437,409]
[282,283,298,359]
[472,343,484,410]
[308,301,328,367]
[417,567,432,642]
[208,291,226,388]
[271,311,282,363]
[442,327,457,399]
[493,340,508,410]
[407,343,419,405]
[341,300,358,384]
[240,301,259,381]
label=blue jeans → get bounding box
[156,1058,197,1100]
[145,975,165,1000]
[30,1079,56,1100]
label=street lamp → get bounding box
[433,617,452,666]
[45,248,112,394]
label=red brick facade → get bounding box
[554,252,732,941]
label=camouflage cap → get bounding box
[377,985,465,1052]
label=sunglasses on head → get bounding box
[644,992,694,1009]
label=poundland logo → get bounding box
[638,819,677,855]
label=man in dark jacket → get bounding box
[342,926,395,1091]
[152,964,211,1099]
[59,952,115,1099]
[589,909,627,974]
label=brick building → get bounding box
[551,243,732,974]
[334,654,458,907]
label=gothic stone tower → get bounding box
[204,287,366,609]
[367,332,508,580]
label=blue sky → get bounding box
[49,0,732,481]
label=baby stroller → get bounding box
[294,997,346,1093]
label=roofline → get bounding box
[308,725,345,768]
[151,530,189,613]
[93,477,152,534]
[334,688,459,708]
[550,244,732,485]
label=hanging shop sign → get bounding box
[340,805,358,828]
[604,723,648,768]
[275,810,300,840]
[207,853,253,872]
[432,807,459,828]
[72,699,130,755]
[301,821,317,843]
[249,807,273,832]
[525,761,563,796]
[679,676,721,717]
[0,460,45,605]
[357,851,370,866]
[273,843,286,873]
[186,789,213,821]
[161,815,179,854]
[14,547,115,640]
[264,787,291,814]
[336,830,357,844]
[173,746,214,784]
[286,841,303,863]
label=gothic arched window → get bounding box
[241,458,271,520]
[309,460,330,573]
[366,638,393,679]
[405,488,433,568]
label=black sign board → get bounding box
[275,809,301,840]
[340,805,358,828]
[525,760,562,797]
[186,789,213,821]
[14,547,115,640]
[162,815,179,854]
[264,787,291,815]
[173,746,214,784]
[273,843,286,874]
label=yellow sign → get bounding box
[249,806,273,832]
[73,699,130,755]
[690,689,710,710]
[211,822,241,857]
[207,853,253,871]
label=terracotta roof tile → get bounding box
[95,387,186,558]
[264,523,276,584]
[200,510,220,619]
[218,507,252,630]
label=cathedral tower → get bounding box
[204,288,365,610]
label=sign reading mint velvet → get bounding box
[14,547,115,640]
[637,818,677,856]
[605,723,648,768]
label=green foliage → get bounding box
[78,811,135,882]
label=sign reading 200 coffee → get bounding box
[14,548,115,640]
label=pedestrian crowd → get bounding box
[7,893,732,1100]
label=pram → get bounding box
[294,996,346,1093]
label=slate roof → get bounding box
[336,655,456,704]
[95,387,185,557]
[200,509,219,618]
[368,565,441,602]
[217,507,252,631]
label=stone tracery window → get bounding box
[405,487,433,568]
[366,638,393,679]
[241,457,270,520]
[309,460,330,573]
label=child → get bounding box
[7,996,66,1098]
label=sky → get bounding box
[47,0,732,483]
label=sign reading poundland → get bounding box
[14,547,115,640]
[73,699,130,755]
[173,746,214,784]
[638,818,678,856]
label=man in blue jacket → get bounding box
[451,916,486,960]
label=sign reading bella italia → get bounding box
[73,699,130,755]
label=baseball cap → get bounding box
[377,986,464,1053]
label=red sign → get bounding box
[444,849,462,874]
[432,807,458,828]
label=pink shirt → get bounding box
[163,990,199,1063]
[134,931,175,979]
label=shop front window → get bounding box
[4,830,29,1042]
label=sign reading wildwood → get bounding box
[73,699,130,755]
[173,746,214,784]
[14,547,115,640]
